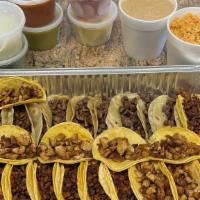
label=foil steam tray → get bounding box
[0,66,199,95]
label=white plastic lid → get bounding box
[67,1,118,29]
[23,3,63,33]
[0,34,28,67]
[8,0,49,6]
[0,1,25,39]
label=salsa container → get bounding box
[23,3,63,51]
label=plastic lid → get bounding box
[0,1,25,39]
[0,34,28,67]
[8,0,49,5]
[23,3,63,33]
[67,1,118,29]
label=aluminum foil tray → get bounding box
[1,66,200,95]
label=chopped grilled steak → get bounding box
[87,160,109,200]
[11,165,31,200]
[0,83,43,106]
[62,164,80,200]
[48,97,68,125]
[167,163,200,200]
[119,96,145,138]
[38,133,92,161]
[182,93,200,134]
[13,105,32,132]
[0,164,4,200]
[36,163,57,200]
[136,162,173,200]
[162,97,176,126]
[111,170,136,200]
[0,135,36,160]
[73,98,94,135]
[97,96,110,135]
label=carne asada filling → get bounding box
[111,170,136,200]
[182,93,200,134]
[13,105,32,132]
[97,96,110,135]
[73,98,94,135]
[98,133,200,161]
[38,133,92,161]
[36,163,57,200]
[0,83,43,106]
[62,164,80,200]
[11,165,31,200]
[167,164,200,200]
[0,164,4,200]
[119,96,145,138]
[0,135,36,159]
[87,160,109,200]
[162,97,176,126]
[136,162,173,200]
[48,98,68,125]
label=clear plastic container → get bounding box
[68,1,117,47]
[0,1,25,61]
[69,0,111,22]
[0,34,28,69]
[119,0,177,60]
[23,3,63,51]
[8,0,55,27]
[167,7,200,65]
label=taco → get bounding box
[148,127,200,164]
[31,161,58,200]
[4,163,33,200]
[165,161,200,200]
[0,125,36,165]
[106,94,148,139]
[48,95,69,125]
[66,96,97,137]
[128,161,178,200]
[38,122,94,164]
[92,127,148,172]
[148,95,178,132]
[0,77,46,109]
[92,95,110,137]
[176,92,200,134]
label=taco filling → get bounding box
[48,97,68,125]
[119,96,145,138]
[182,93,200,134]
[162,97,176,126]
[149,133,200,160]
[111,170,136,200]
[62,164,80,199]
[36,163,57,200]
[73,98,94,134]
[98,137,149,162]
[0,135,36,160]
[13,105,31,132]
[38,133,92,161]
[167,163,200,199]
[0,83,43,107]
[96,96,110,135]
[0,164,4,200]
[87,160,109,200]
[11,165,31,200]
[135,162,173,200]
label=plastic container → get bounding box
[23,3,63,51]
[167,7,200,65]
[119,0,177,60]
[0,1,25,61]
[0,34,28,69]
[69,0,111,22]
[68,1,117,47]
[8,0,55,27]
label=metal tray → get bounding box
[1,66,200,95]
